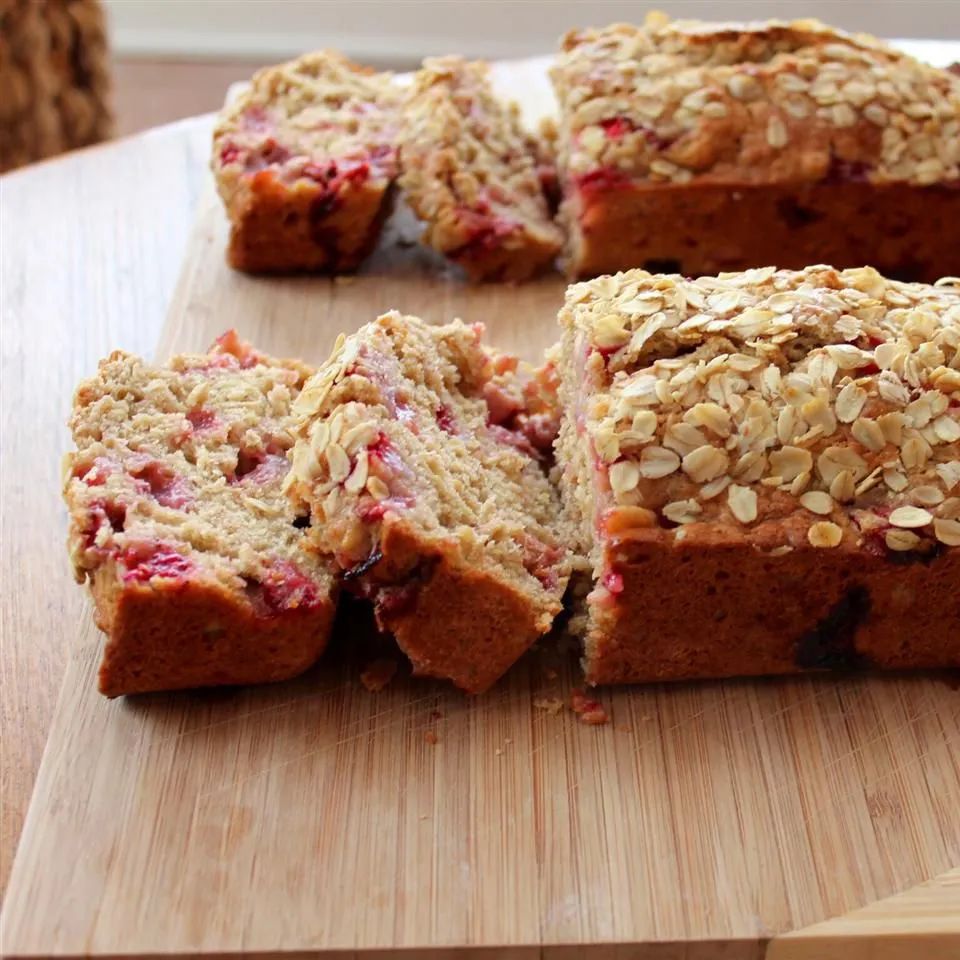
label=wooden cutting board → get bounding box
[4,57,960,960]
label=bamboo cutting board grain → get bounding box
[3,58,960,960]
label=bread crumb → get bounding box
[533,696,565,715]
[570,688,609,725]
[360,658,397,692]
[424,730,439,745]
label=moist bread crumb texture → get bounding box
[556,265,960,683]
[285,312,571,692]
[212,50,401,274]
[64,333,336,696]
[550,14,960,279]
[398,56,563,281]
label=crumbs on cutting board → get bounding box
[533,696,565,716]
[360,658,398,692]
[534,689,611,726]
[570,689,609,725]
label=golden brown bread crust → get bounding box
[91,562,334,697]
[566,179,960,282]
[412,227,559,286]
[552,15,960,279]
[587,522,960,684]
[370,523,551,693]
[225,173,395,274]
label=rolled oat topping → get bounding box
[550,13,960,186]
[561,265,960,551]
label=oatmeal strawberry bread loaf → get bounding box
[556,266,960,684]
[64,333,336,696]
[551,15,960,281]
[284,312,570,692]
[398,57,563,282]
[212,50,400,274]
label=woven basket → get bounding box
[0,0,113,173]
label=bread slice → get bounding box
[399,57,562,281]
[556,265,960,683]
[285,312,570,692]
[64,332,336,696]
[212,50,400,274]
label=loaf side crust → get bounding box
[562,178,960,282]
[91,560,333,697]
[587,522,960,684]
[369,521,555,693]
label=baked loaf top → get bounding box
[561,265,960,556]
[65,332,333,612]
[213,50,400,209]
[398,56,562,266]
[551,13,960,186]
[284,311,568,596]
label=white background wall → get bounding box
[105,0,960,65]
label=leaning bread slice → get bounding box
[399,57,562,282]
[64,332,336,696]
[285,312,570,692]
